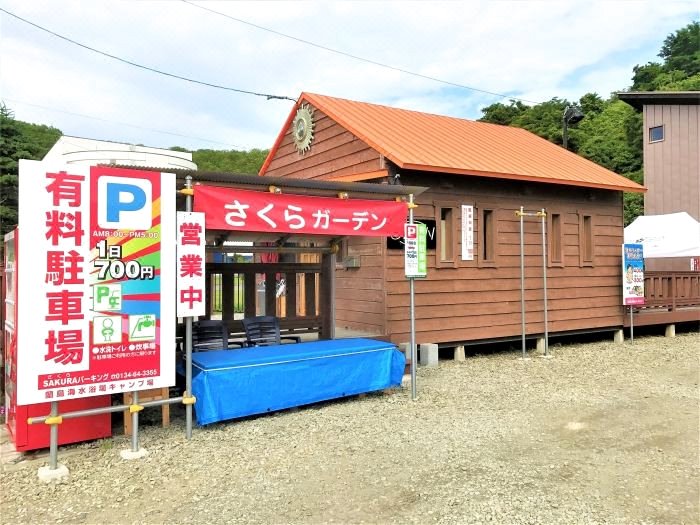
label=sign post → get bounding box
[622,243,645,341]
[404,200,426,400]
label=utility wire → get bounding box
[4,97,243,148]
[182,0,539,105]
[0,7,296,102]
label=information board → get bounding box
[16,160,175,404]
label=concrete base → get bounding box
[419,343,438,367]
[453,345,466,362]
[613,329,624,344]
[538,354,555,359]
[398,342,411,361]
[665,324,676,338]
[38,464,69,482]
[536,338,546,353]
[516,357,531,361]
[120,448,149,460]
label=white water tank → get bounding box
[43,136,197,170]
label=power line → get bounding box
[0,7,296,102]
[182,0,540,105]
[4,97,244,149]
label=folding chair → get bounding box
[192,320,237,351]
[242,316,301,347]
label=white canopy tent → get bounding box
[624,212,700,258]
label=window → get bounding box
[439,207,454,263]
[548,212,563,266]
[649,125,664,143]
[478,206,498,267]
[434,204,457,268]
[578,212,594,266]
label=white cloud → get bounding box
[0,0,697,151]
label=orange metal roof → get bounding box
[260,92,645,193]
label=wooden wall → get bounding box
[643,104,700,221]
[335,237,386,335]
[264,107,383,180]
[383,172,626,346]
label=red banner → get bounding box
[194,185,408,237]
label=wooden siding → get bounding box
[643,104,700,221]
[384,173,625,345]
[263,108,383,180]
[335,237,386,335]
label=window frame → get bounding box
[434,202,458,268]
[578,211,595,267]
[547,211,565,267]
[477,203,499,268]
[649,125,664,143]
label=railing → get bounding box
[204,261,333,339]
[643,271,700,310]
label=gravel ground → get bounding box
[1,331,698,525]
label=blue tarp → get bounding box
[191,338,405,425]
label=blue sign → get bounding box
[622,243,644,305]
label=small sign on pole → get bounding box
[622,243,645,306]
[404,223,427,278]
[623,243,644,342]
[176,212,206,317]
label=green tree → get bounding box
[0,104,30,236]
[0,104,62,237]
[478,99,528,126]
[192,148,269,174]
[631,21,699,89]
[577,100,642,174]
[513,97,572,147]
[659,21,700,76]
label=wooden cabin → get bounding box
[260,93,646,347]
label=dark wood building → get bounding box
[260,93,646,347]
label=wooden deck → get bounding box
[624,271,700,327]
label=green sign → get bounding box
[405,223,427,278]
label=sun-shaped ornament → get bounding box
[292,104,314,154]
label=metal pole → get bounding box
[540,209,549,356]
[130,390,139,453]
[519,207,526,359]
[630,307,634,342]
[185,175,194,439]
[48,401,58,470]
[28,397,185,424]
[409,194,417,401]
[563,118,569,150]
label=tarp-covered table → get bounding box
[191,338,406,425]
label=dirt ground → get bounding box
[1,330,698,525]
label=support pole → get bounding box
[409,194,417,401]
[130,390,139,453]
[630,306,634,342]
[539,209,549,356]
[518,207,526,359]
[185,175,194,439]
[48,401,58,470]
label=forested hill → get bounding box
[1,22,697,236]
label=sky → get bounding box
[0,1,697,152]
